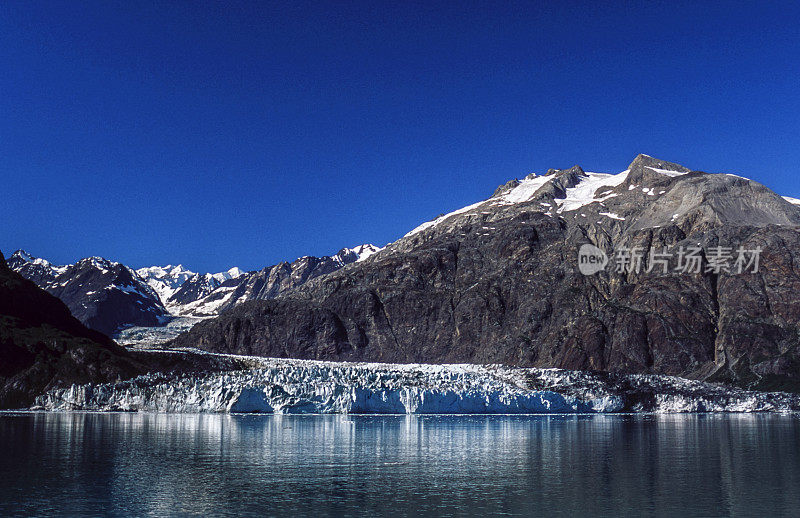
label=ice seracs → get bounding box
[34,352,800,414]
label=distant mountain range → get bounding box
[8,244,381,335]
[7,252,170,336]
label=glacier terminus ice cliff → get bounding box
[33,350,800,414]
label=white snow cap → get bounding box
[211,267,245,283]
[402,168,631,239]
[137,264,195,282]
[348,244,383,262]
[398,155,800,241]
[11,249,56,268]
[555,171,629,213]
[12,249,37,262]
[645,166,689,178]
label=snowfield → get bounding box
[33,351,800,414]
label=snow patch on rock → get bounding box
[556,171,629,213]
[646,166,690,178]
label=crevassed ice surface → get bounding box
[35,353,800,414]
[115,317,208,348]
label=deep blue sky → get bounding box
[2,1,799,273]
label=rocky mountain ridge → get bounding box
[9,244,383,336]
[178,244,382,317]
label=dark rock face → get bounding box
[174,155,800,392]
[0,250,142,408]
[8,252,169,336]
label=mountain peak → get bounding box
[8,249,57,270]
[11,249,36,263]
[225,266,244,277]
[76,256,119,271]
[545,165,584,177]
[341,244,383,262]
[211,266,245,283]
[627,154,692,174]
[624,154,693,185]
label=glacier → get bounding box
[115,316,209,348]
[33,351,800,414]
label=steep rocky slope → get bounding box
[173,155,800,392]
[8,251,169,335]
[0,250,142,408]
[173,245,382,316]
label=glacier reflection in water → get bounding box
[1,413,799,517]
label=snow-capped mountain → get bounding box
[342,244,382,262]
[132,245,382,317]
[172,245,384,316]
[0,249,139,408]
[399,155,798,243]
[9,154,800,410]
[174,155,800,392]
[213,266,246,282]
[135,264,196,303]
[8,244,383,335]
[167,271,241,309]
[6,249,68,286]
[7,251,170,336]
[136,264,246,312]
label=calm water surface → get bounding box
[1,413,799,517]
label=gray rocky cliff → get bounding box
[169,155,800,391]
